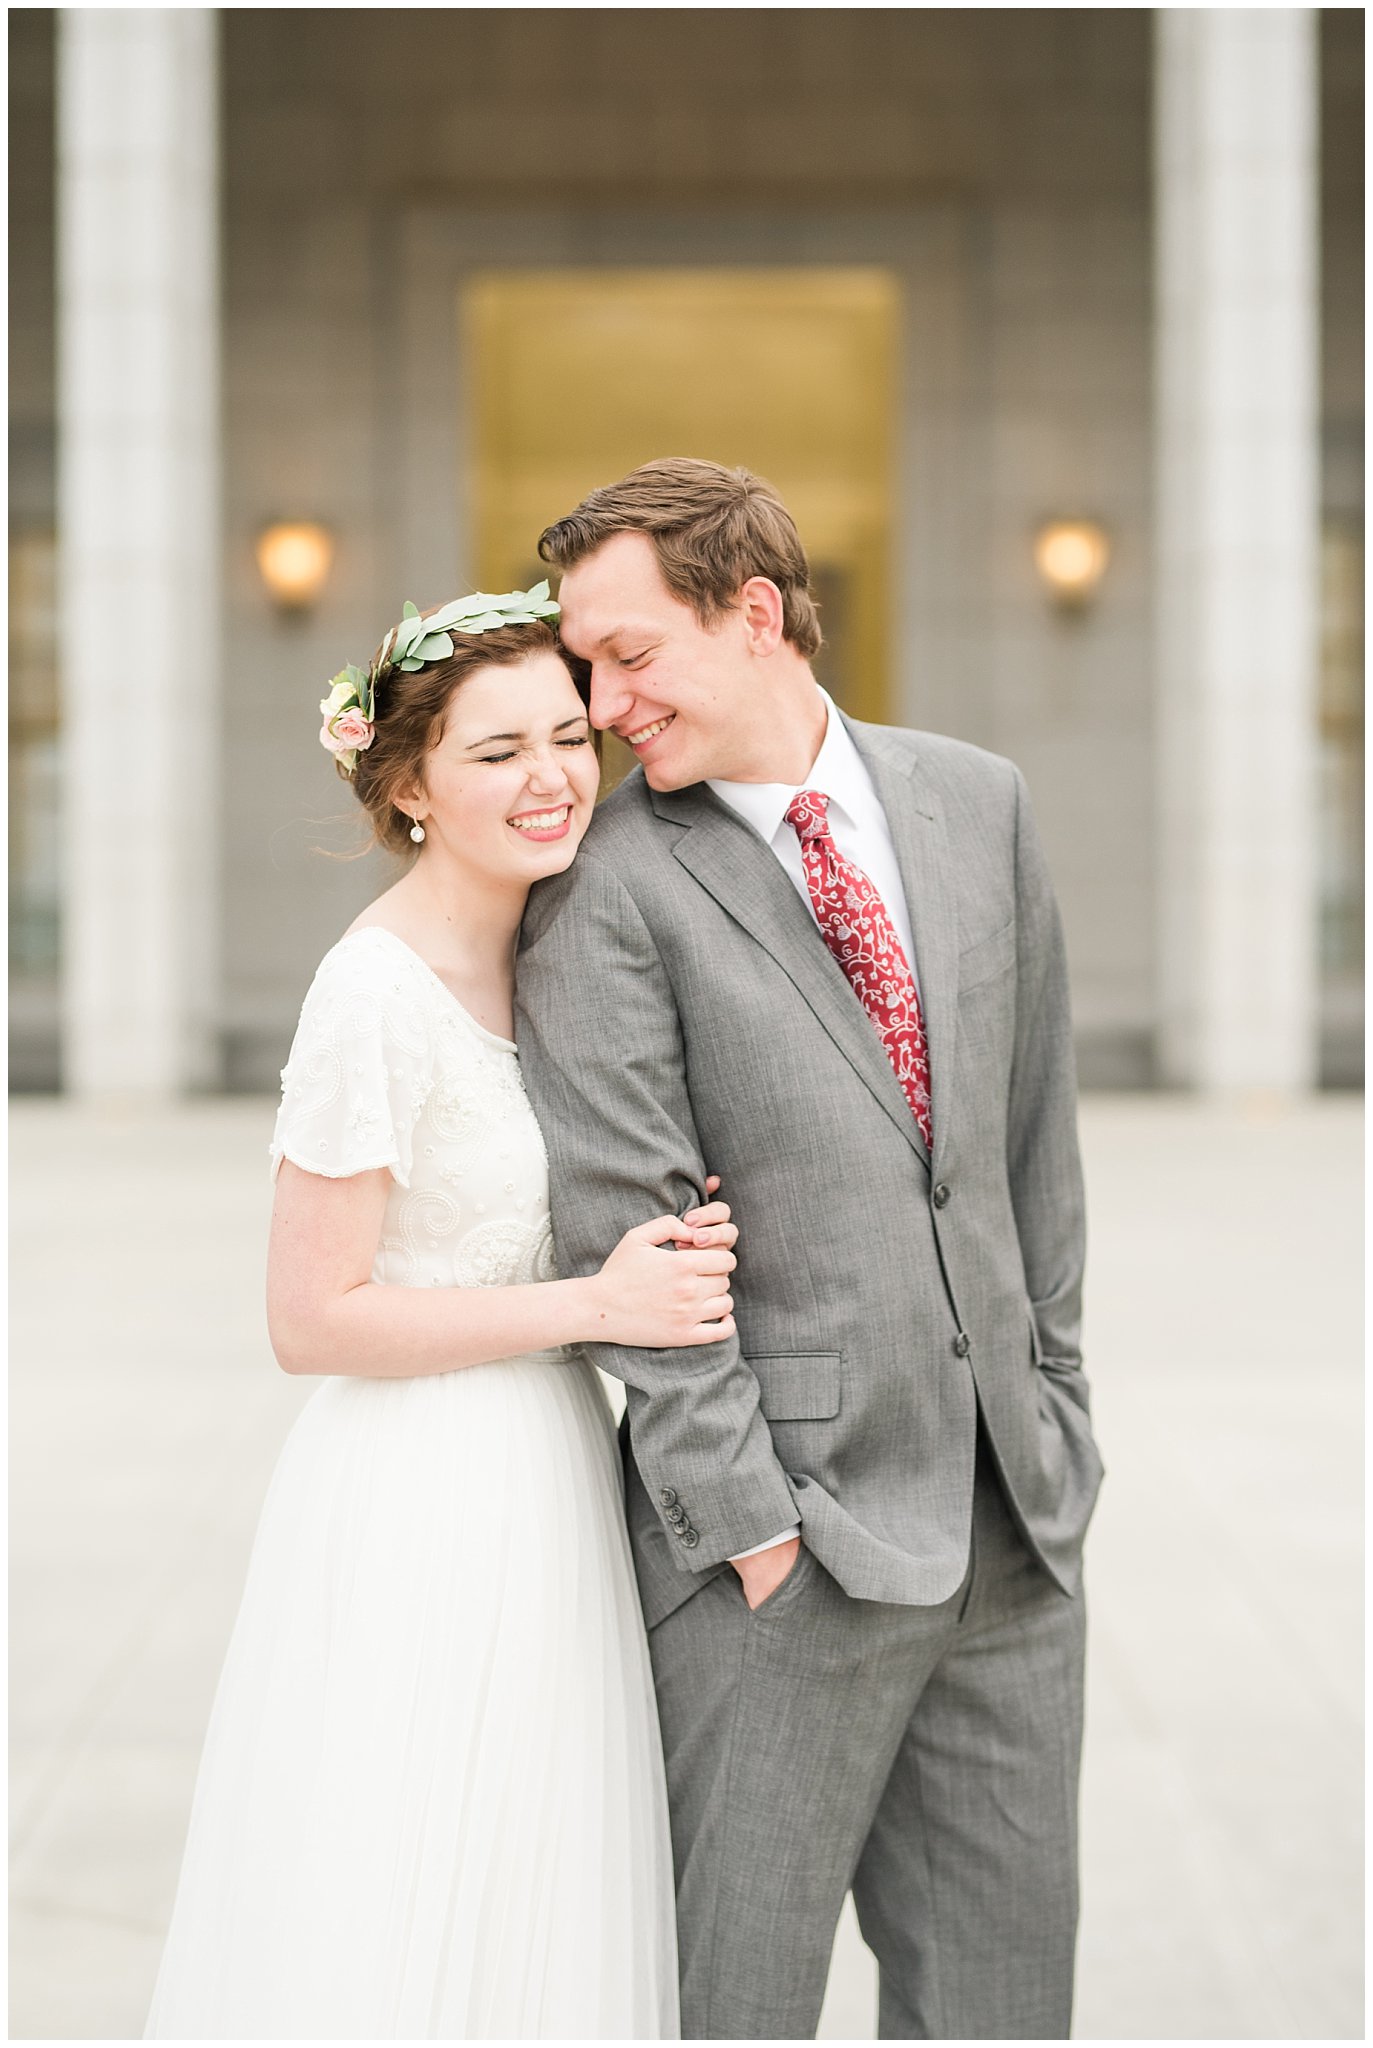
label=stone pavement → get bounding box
[9,1094,1363,2040]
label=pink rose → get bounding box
[320,707,375,756]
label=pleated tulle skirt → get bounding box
[145,1355,679,2040]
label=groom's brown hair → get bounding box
[537,458,823,659]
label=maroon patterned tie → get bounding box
[785,789,933,1149]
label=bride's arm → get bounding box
[266,1160,737,1378]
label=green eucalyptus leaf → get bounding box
[425,600,470,634]
[399,657,425,671]
[416,631,454,660]
[401,600,420,619]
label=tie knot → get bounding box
[786,789,832,847]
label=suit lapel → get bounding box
[650,777,932,1165]
[847,721,959,1171]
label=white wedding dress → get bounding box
[145,927,679,2040]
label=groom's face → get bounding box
[555,532,751,790]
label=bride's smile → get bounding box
[506,802,573,839]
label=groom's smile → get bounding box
[623,713,676,753]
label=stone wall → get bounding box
[1318,9,1364,1083]
[1321,8,1364,517]
[9,13,58,1088]
[216,7,1157,1087]
[8,11,1361,1090]
[9,13,54,527]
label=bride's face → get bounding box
[410,652,599,886]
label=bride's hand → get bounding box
[587,1211,737,1349]
[679,1174,739,1252]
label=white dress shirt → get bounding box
[707,688,921,991]
[707,689,919,1559]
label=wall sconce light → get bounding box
[1033,519,1110,612]
[256,521,335,612]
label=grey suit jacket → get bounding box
[515,717,1103,1627]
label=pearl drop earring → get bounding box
[409,819,426,844]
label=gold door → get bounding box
[465,269,898,728]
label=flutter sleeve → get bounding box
[269,940,435,1187]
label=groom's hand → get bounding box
[730,1536,802,1611]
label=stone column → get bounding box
[1154,10,1320,1091]
[57,10,220,1096]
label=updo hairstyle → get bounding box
[347,611,587,857]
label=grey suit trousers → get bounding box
[646,1440,1086,2040]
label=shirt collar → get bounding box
[707,689,876,846]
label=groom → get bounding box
[515,459,1102,2040]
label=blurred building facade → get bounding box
[9,9,1364,1097]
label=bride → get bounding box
[145,588,738,2039]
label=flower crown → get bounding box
[319,582,562,776]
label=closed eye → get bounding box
[476,733,590,765]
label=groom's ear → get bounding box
[738,576,785,658]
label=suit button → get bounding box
[681,1528,700,1548]
[658,1488,678,1507]
[953,1331,971,1358]
[665,1506,686,1526]
[933,1183,951,1208]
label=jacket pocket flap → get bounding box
[747,1352,842,1421]
[958,918,1016,991]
